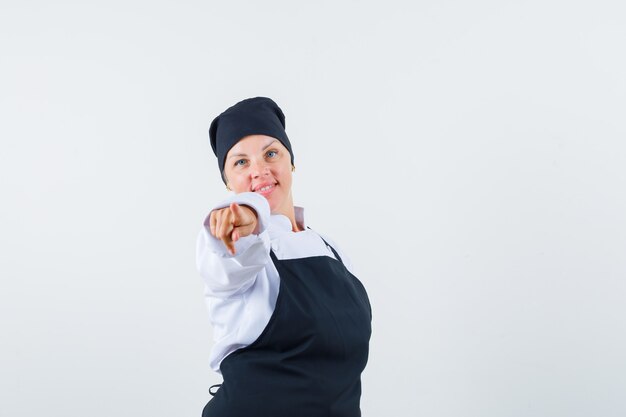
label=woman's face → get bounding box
[223,134,294,215]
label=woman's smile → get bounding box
[252,181,277,196]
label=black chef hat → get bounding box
[209,96,294,184]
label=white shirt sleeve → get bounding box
[195,192,272,297]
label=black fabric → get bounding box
[202,239,372,417]
[209,97,294,183]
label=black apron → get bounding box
[202,234,372,417]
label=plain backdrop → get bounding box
[1,1,625,416]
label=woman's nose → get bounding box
[250,160,270,178]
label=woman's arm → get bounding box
[196,192,272,297]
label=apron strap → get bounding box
[209,383,221,396]
[306,226,344,265]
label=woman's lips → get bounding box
[254,183,276,197]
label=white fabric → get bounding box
[195,191,356,374]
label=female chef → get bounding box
[196,96,372,417]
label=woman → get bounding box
[196,96,372,417]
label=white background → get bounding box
[2,1,625,416]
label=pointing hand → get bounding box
[209,203,258,255]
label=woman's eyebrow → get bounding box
[262,140,278,150]
[227,140,278,160]
[227,152,247,160]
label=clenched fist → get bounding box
[209,203,259,255]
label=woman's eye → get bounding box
[266,150,277,158]
[235,159,246,167]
